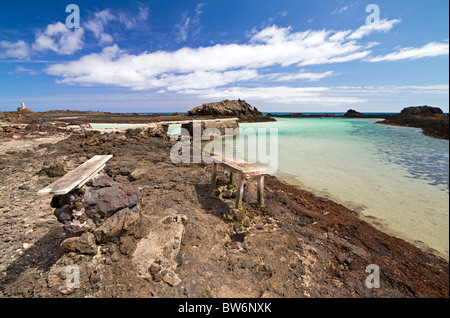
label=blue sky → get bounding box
[0,0,448,113]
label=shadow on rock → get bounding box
[193,183,232,220]
[0,226,65,290]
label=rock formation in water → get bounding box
[187,99,263,118]
[378,106,449,139]
[344,109,365,118]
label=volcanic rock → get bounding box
[187,99,263,118]
[344,109,365,118]
[378,105,449,139]
[399,106,443,116]
[51,173,142,254]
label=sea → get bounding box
[92,113,450,258]
[238,117,449,259]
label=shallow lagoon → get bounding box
[240,118,449,258]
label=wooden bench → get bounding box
[38,155,113,196]
[210,155,268,209]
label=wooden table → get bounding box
[210,155,267,209]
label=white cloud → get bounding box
[332,6,348,15]
[182,86,365,105]
[181,84,449,105]
[84,5,150,44]
[118,4,150,29]
[32,22,84,55]
[348,18,401,40]
[174,3,205,42]
[367,41,449,62]
[0,40,30,59]
[85,9,116,45]
[46,24,376,90]
[269,71,334,82]
[14,66,38,75]
[47,21,405,92]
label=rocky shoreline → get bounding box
[0,119,448,298]
[377,106,449,140]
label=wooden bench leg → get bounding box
[210,161,217,196]
[257,175,265,206]
[235,173,244,209]
[229,171,235,186]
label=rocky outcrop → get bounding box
[344,109,365,118]
[378,106,449,139]
[399,106,443,116]
[187,99,263,118]
[343,109,392,119]
[11,105,42,124]
[52,174,142,255]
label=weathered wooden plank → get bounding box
[211,155,267,176]
[75,163,106,189]
[38,155,113,196]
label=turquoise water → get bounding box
[239,118,449,258]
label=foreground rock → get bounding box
[133,210,187,287]
[378,106,449,139]
[52,174,142,255]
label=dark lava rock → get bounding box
[379,105,449,139]
[399,106,443,116]
[39,164,66,178]
[344,109,365,118]
[187,99,263,118]
[54,206,73,224]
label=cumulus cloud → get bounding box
[0,40,30,59]
[48,22,397,90]
[367,41,449,62]
[45,19,411,102]
[32,22,84,55]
